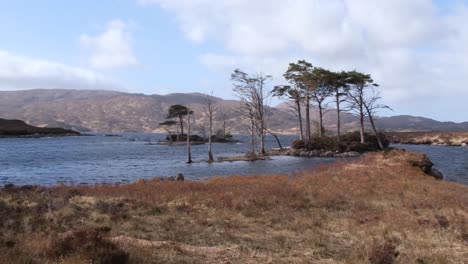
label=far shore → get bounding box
[385,131,468,146]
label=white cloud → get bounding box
[0,51,122,91]
[80,19,139,70]
[140,0,468,121]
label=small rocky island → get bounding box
[0,118,80,138]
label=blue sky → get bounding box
[1,0,468,122]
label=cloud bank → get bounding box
[139,0,468,121]
[80,19,139,70]
[0,51,122,91]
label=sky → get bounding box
[0,0,467,122]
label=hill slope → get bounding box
[0,89,466,133]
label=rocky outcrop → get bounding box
[387,149,444,180]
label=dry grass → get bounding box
[0,149,467,263]
[385,131,468,146]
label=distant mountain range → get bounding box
[0,89,467,134]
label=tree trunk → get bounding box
[296,99,304,141]
[222,115,227,139]
[318,102,324,137]
[359,112,365,144]
[366,106,384,150]
[258,119,265,156]
[250,117,256,159]
[179,116,184,136]
[208,111,214,162]
[164,129,173,145]
[266,128,282,149]
[305,94,311,145]
[335,92,341,144]
[187,112,193,163]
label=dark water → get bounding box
[0,133,340,186]
[0,134,466,186]
[395,144,468,185]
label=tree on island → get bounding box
[158,120,177,144]
[204,93,217,162]
[346,71,378,144]
[166,104,192,136]
[311,68,333,138]
[231,69,272,156]
[283,60,318,145]
[186,105,194,163]
[324,70,350,144]
[272,85,304,140]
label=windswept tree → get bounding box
[325,71,349,144]
[231,69,272,156]
[311,68,333,137]
[346,71,377,143]
[166,104,192,136]
[283,60,317,144]
[272,85,304,140]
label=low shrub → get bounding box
[291,132,389,153]
[47,229,129,264]
[291,139,305,149]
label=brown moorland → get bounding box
[0,149,467,263]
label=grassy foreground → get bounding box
[0,150,467,264]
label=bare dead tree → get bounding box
[186,105,194,163]
[363,88,391,150]
[231,69,272,156]
[205,92,217,162]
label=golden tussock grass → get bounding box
[0,149,467,263]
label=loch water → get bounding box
[0,134,466,186]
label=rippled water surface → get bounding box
[0,134,340,185]
[0,134,466,185]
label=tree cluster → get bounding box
[272,60,389,150]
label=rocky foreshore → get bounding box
[268,147,361,158]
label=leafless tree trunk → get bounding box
[266,128,283,149]
[335,92,341,144]
[187,105,193,163]
[366,106,383,150]
[231,69,272,156]
[363,89,391,150]
[304,94,311,144]
[205,93,216,162]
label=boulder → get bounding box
[430,168,444,180]
[462,142,467,147]
[176,173,185,181]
